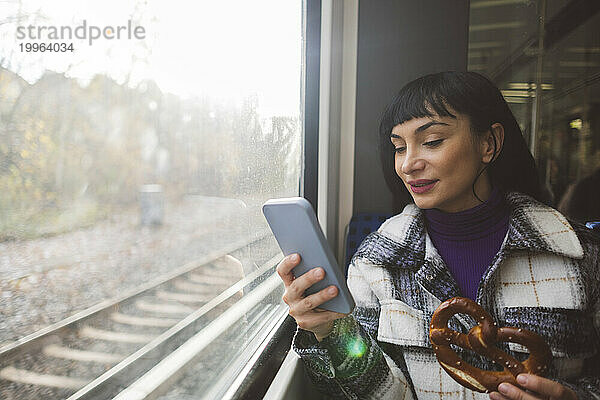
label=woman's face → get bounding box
[390,111,493,213]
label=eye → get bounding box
[424,139,444,147]
[394,146,406,154]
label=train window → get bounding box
[468,0,600,212]
[0,0,303,399]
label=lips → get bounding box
[408,179,438,186]
[408,179,438,194]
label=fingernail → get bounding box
[498,383,512,395]
[314,268,323,277]
[328,287,336,294]
[290,254,298,261]
[517,374,528,384]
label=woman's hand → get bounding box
[276,253,348,341]
[489,374,577,400]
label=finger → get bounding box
[287,267,326,303]
[516,374,575,400]
[498,382,543,400]
[298,285,340,313]
[276,253,301,286]
[489,392,512,400]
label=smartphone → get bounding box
[262,197,355,314]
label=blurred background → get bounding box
[467,0,600,221]
[0,0,302,242]
[0,0,302,349]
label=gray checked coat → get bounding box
[292,192,600,399]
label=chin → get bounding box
[403,181,444,210]
[411,196,438,210]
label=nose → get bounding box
[400,148,425,175]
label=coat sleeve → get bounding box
[555,304,600,399]
[291,259,414,399]
[555,226,600,399]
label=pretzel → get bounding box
[428,297,553,393]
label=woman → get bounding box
[276,71,600,399]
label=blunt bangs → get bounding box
[385,83,456,129]
[381,71,506,137]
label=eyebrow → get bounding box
[390,121,450,138]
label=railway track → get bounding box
[0,232,286,400]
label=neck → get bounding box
[423,187,508,241]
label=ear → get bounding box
[481,123,504,164]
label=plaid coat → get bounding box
[292,192,600,399]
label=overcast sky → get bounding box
[0,0,302,117]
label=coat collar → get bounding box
[501,192,583,259]
[370,191,584,266]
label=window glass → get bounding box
[468,0,600,219]
[0,1,302,398]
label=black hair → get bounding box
[378,71,543,211]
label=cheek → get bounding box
[440,144,480,182]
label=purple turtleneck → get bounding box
[423,188,510,301]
